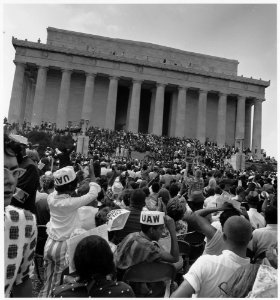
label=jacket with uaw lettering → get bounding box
[46,182,101,241]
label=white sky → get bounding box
[1,1,278,158]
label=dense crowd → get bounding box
[4,123,278,298]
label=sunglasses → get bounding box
[4,167,26,179]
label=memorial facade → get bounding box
[8,27,269,156]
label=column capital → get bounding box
[178,86,188,91]
[237,95,246,101]
[156,82,166,88]
[109,76,119,81]
[199,89,208,95]
[218,91,227,97]
[132,79,143,84]
[13,60,26,68]
[37,65,49,71]
[85,72,97,78]
[61,68,73,74]
[254,98,265,104]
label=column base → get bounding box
[76,135,89,155]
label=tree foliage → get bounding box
[52,134,74,151]
[26,131,53,157]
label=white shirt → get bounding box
[247,208,266,229]
[101,167,112,176]
[46,182,101,241]
[204,194,219,208]
[248,224,277,257]
[184,250,250,297]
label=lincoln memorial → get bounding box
[8,27,270,156]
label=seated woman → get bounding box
[52,235,134,297]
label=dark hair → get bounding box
[74,235,115,281]
[169,184,180,198]
[230,185,237,195]
[142,186,150,197]
[55,177,78,193]
[214,186,223,195]
[95,206,111,227]
[152,182,160,193]
[166,199,186,222]
[220,209,241,228]
[206,188,215,197]
[264,205,277,224]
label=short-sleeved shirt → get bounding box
[203,228,225,255]
[184,250,250,297]
[115,232,161,270]
[247,208,266,230]
[248,224,277,257]
[4,205,37,297]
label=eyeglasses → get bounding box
[4,168,26,178]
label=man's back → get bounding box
[183,250,250,297]
[249,225,277,257]
[115,232,161,270]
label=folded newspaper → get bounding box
[106,209,130,231]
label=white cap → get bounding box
[9,134,28,145]
[140,211,165,225]
[53,166,76,186]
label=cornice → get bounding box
[12,38,270,88]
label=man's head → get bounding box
[4,134,26,207]
[223,216,252,247]
[220,207,241,229]
[151,182,160,194]
[140,210,165,241]
[247,191,259,208]
[130,188,146,209]
[264,205,277,225]
[195,169,202,179]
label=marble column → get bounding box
[24,78,34,122]
[19,77,28,126]
[81,73,96,123]
[8,62,26,124]
[244,103,252,150]
[31,66,48,126]
[175,86,187,138]
[105,76,119,130]
[152,83,165,135]
[56,69,72,129]
[252,99,263,157]
[148,88,156,134]
[196,89,208,143]
[127,80,142,132]
[168,90,178,137]
[235,95,246,142]
[126,86,133,131]
[216,92,227,147]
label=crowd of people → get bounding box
[4,122,278,297]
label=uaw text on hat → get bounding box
[39,159,101,297]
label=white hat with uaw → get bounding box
[54,166,76,186]
[140,211,165,225]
